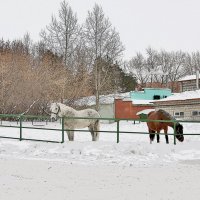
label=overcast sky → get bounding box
[1,0,200,59]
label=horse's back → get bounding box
[64,108,100,129]
[147,110,166,132]
[147,111,155,118]
[78,108,100,118]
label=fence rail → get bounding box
[0,114,198,144]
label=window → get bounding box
[180,112,184,116]
[174,112,180,116]
[153,95,160,100]
[174,112,184,117]
[192,111,199,116]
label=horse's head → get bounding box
[175,124,184,142]
[50,103,61,122]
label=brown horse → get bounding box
[147,109,184,144]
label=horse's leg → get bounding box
[89,125,95,141]
[67,130,74,141]
[67,131,70,141]
[157,131,160,143]
[164,128,169,144]
[149,129,155,144]
[89,120,100,141]
[93,120,100,141]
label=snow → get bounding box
[179,74,198,81]
[72,92,155,107]
[0,120,200,199]
[73,93,130,106]
[132,99,155,105]
[155,89,200,102]
[137,109,155,115]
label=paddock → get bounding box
[0,121,200,200]
[0,117,200,199]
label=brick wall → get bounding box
[115,99,154,119]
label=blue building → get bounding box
[130,88,172,100]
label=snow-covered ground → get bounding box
[0,120,200,199]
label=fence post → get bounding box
[61,117,64,143]
[117,120,120,143]
[19,115,22,141]
[173,121,176,145]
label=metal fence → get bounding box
[0,113,198,145]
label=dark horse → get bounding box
[147,109,184,144]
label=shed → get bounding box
[73,93,129,123]
[152,90,200,120]
[178,74,200,92]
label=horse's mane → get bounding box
[148,109,175,120]
[57,102,77,110]
[157,109,176,121]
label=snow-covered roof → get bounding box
[153,90,200,102]
[132,99,155,105]
[73,93,130,107]
[136,109,155,115]
[179,75,199,81]
[72,92,167,107]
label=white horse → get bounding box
[50,103,100,141]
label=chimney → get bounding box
[196,70,199,90]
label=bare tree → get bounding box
[145,47,161,84]
[167,51,186,83]
[191,52,200,71]
[127,53,149,86]
[23,32,33,55]
[84,4,124,110]
[183,53,194,75]
[40,0,81,68]
[157,50,173,85]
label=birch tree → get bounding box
[40,0,81,68]
[84,4,124,110]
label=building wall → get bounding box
[144,82,181,93]
[99,104,115,123]
[180,79,200,92]
[90,104,115,123]
[115,99,154,119]
[130,88,172,100]
[154,99,200,120]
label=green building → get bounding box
[130,88,172,100]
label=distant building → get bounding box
[152,90,200,120]
[115,97,154,119]
[115,88,172,119]
[72,88,174,121]
[144,82,180,93]
[72,93,129,123]
[178,74,200,92]
[130,88,172,100]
